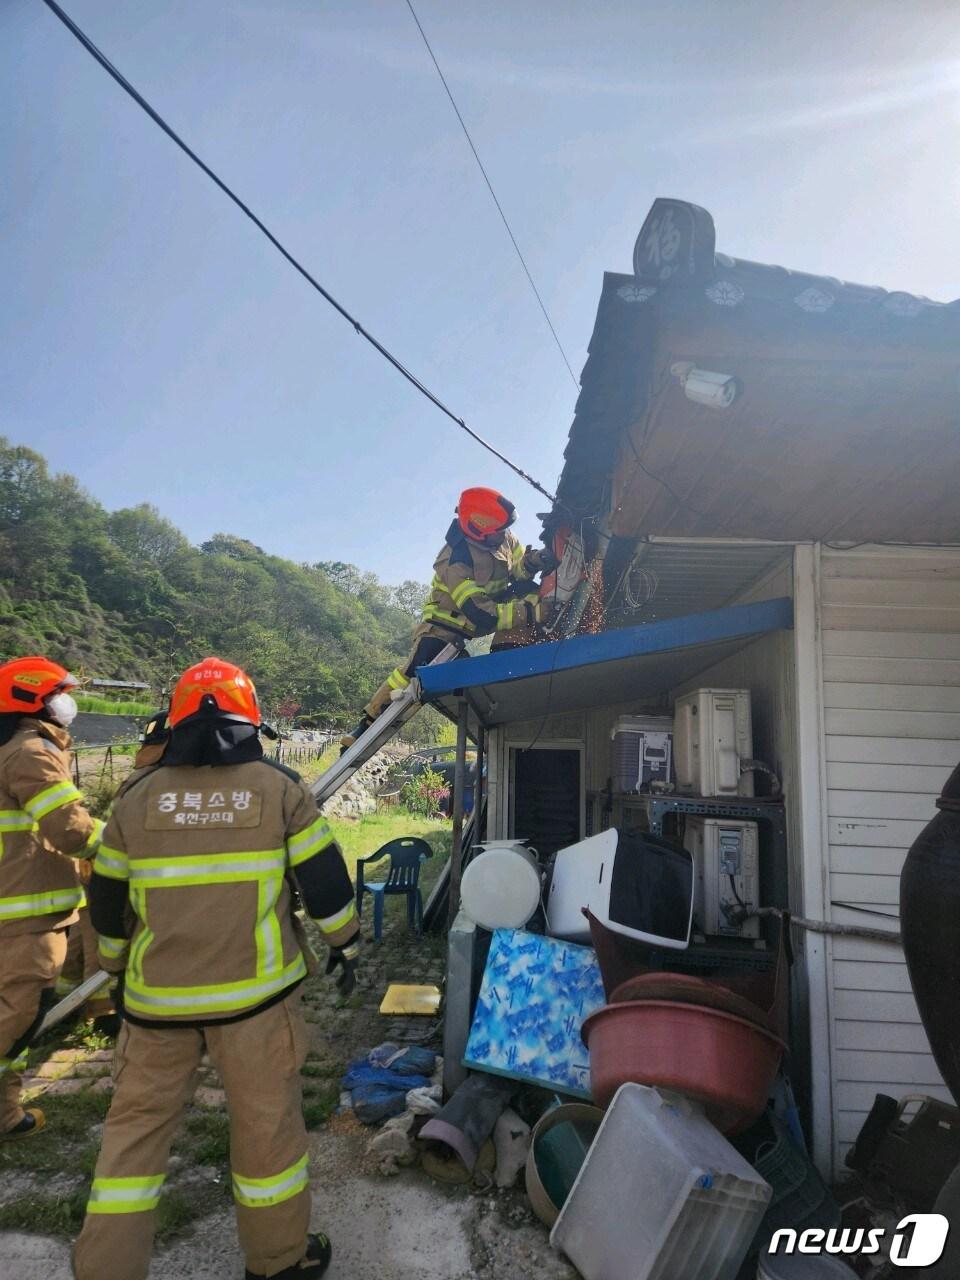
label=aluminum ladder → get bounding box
[310,643,459,808]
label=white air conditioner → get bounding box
[545,828,694,949]
[673,688,753,797]
[683,817,759,939]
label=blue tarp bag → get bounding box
[341,1063,431,1092]
[351,1083,409,1125]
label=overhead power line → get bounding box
[37,0,558,506]
[404,0,580,392]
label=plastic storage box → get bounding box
[611,715,675,792]
[551,1083,771,1280]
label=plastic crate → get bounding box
[551,1084,771,1280]
[748,1114,840,1251]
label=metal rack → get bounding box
[644,793,789,926]
[645,794,785,839]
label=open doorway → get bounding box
[509,746,583,857]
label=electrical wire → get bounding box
[824,540,960,550]
[622,560,659,612]
[38,0,558,506]
[403,0,580,393]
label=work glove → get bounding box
[527,546,560,575]
[325,934,361,998]
[501,576,540,600]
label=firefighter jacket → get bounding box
[88,758,358,1026]
[420,520,541,641]
[0,718,103,938]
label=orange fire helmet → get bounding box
[457,487,516,544]
[0,656,77,715]
[168,657,261,729]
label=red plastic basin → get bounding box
[582,999,785,1134]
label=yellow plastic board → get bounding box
[379,984,442,1015]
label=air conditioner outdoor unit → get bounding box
[673,688,753,797]
[683,817,760,939]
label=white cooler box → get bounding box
[611,715,674,792]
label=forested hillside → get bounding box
[0,439,425,723]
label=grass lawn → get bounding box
[327,810,451,896]
[74,694,155,717]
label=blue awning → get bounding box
[417,596,793,727]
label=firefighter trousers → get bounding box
[0,926,68,1132]
[362,630,458,722]
[73,990,311,1280]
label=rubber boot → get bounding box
[339,717,372,753]
[244,1232,332,1279]
[0,1108,45,1142]
[92,1013,121,1038]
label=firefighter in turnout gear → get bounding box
[0,656,104,1141]
[73,658,359,1280]
[343,487,557,744]
[58,711,173,1035]
[132,707,171,770]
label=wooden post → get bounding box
[448,697,469,929]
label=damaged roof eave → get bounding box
[417,596,793,728]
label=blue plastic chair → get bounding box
[356,837,433,942]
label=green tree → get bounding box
[0,438,428,725]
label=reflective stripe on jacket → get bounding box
[88,759,357,1023]
[420,523,539,640]
[0,719,101,937]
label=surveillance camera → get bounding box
[673,366,740,409]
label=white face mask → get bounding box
[45,691,78,728]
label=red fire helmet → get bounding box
[168,657,261,728]
[457,487,516,544]
[0,656,77,715]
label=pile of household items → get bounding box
[344,689,960,1279]
[431,689,851,1280]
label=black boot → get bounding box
[92,1013,121,1038]
[339,716,372,753]
[0,1108,45,1142]
[245,1232,332,1279]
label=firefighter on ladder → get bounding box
[73,658,360,1280]
[0,656,104,1141]
[342,486,558,745]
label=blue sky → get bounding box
[4,0,959,584]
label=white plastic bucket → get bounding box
[461,841,541,929]
[758,1253,859,1279]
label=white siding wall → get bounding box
[820,546,960,1170]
